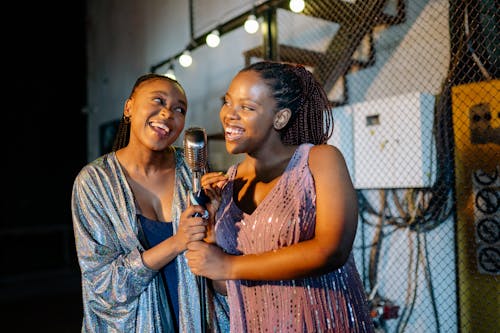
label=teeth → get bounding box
[225,126,244,141]
[226,126,243,134]
[150,121,170,133]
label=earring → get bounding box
[123,115,131,124]
[273,111,289,130]
[273,118,285,130]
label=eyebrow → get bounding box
[150,90,187,107]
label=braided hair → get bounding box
[240,61,333,145]
[111,73,185,151]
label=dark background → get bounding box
[1,2,87,332]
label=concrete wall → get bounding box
[86,0,261,169]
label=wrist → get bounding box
[172,233,186,254]
[226,253,236,280]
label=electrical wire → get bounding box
[358,186,450,332]
[353,3,497,331]
[464,6,493,81]
[422,232,441,333]
[368,190,386,292]
[395,230,419,333]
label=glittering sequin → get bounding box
[216,144,374,332]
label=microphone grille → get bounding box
[183,127,207,172]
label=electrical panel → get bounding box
[328,105,355,180]
[452,80,500,277]
[352,92,436,189]
[472,167,500,275]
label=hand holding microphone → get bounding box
[183,126,212,332]
[183,127,229,238]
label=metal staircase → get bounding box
[244,0,406,106]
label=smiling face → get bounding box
[220,70,284,155]
[125,77,187,152]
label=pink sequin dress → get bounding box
[215,143,375,332]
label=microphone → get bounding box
[183,127,210,212]
[183,126,209,333]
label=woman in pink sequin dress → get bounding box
[187,61,375,332]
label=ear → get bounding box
[123,98,132,118]
[273,108,291,130]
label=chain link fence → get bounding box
[191,0,499,332]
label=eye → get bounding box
[153,96,186,115]
[241,105,255,111]
[174,106,186,115]
[153,97,165,105]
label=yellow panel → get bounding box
[452,79,500,333]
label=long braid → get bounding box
[111,116,130,151]
[241,61,333,145]
[111,73,185,152]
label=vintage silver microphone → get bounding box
[183,126,208,197]
[183,126,209,332]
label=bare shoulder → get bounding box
[309,144,346,169]
[310,143,341,155]
[308,144,355,194]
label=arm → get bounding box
[141,204,209,270]
[73,165,210,300]
[187,145,358,281]
[71,168,156,306]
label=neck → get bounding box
[242,144,296,182]
[116,146,175,176]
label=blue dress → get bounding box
[139,215,179,331]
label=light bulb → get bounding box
[179,50,192,67]
[165,67,176,80]
[289,0,305,13]
[206,30,220,48]
[244,14,259,34]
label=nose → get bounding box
[221,104,239,119]
[160,104,174,118]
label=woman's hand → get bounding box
[201,171,228,212]
[201,172,228,243]
[141,204,208,271]
[175,205,209,252]
[186,241,230,281]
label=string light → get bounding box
[164,64,176,80]
[244,14,259,34]
[289,0,305,13]
[206,29,220,48]
[179,50,193,67]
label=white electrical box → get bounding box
[352,92,436,189]
[328,105,355,180]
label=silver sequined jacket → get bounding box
[71,149,229,332]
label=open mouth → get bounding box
[149,121,171,137]
[225,126,244,141]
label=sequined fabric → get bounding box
[215,144,374,333]
[72,148,230,332]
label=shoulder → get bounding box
[74,153,116,186]
[76,154,106,176]
[308,144,349,174]
[309,144,343,162]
